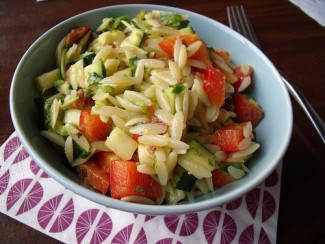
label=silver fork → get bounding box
[227,5,325,144]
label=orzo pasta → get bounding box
[35,10,264,204]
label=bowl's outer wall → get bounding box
[10,4,292,215]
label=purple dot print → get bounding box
[89,211,113,244]
[164,215,179,234]
[239,225,271,244]
[239,224,254,244]
[38,194,64,230]
[164,213,198,236]
[76,209,99,243]
[133,227,147,244]
[7,179,43,213]
[264,169,279,187]
[226,197,242,210]
[179,213,198,236]
[259,227,271,244]
[49,197,74,233]
[30,160,49,178]
[4,136,21,161]
[156,238,182,244]
[203,210,237,244]
[246,188,261,219]
[0,170,10,196]
[262,190,276,223]
[16,181,43,215]
[12,148,29,165]
[112,223,133,244]
[76,209,112,244]
[145,215,155,222]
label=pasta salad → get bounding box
[35,10,264,205]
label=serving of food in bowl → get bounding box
[10,4,292,215]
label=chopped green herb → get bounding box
[54,79,64,88]
[137,10,147,21]
[87,72,104,86]
[107,16,131,31]
[161,13,189,29]
[79,150,91,159]
[171,84,186,94]
[128,57,138,75]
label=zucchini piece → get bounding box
[84,61,105,86]
[52,121,69,137]
[43,102,52,129]
[177,139,216,178]
[107,67,133,95]
[179,26,195,34]
[60,48,67,79]
[105,127,138,160]
[54,80,71,95]
[73,140,91,159]
[79,52,96,67]
[35,68,61,94]
[121,27,144,47]
[187,140,216,170]
[113,67,133,77]
[175,169,197,192]
[63,109,81,127]
[104,59,120,76]
[98,30,125,45]
[67,59,85,90]
[163,86,177,114]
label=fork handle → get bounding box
[279,70,325,144]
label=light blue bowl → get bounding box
[10,4,292,215]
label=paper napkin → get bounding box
[290,0,325,27]
[0,132,281,244]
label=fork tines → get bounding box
[227,5,261,49]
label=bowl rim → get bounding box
[9,4,293,215]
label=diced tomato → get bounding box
[110,160,163,201]
[214,123,248,151]
[69,90,93,109]
[158,34,211,65]
[232,65,253,92]
[211,168,236,187]
[132,134,141,141]
[97,151,120,173]
[203,65,226,108]
[80,110,112,142]
[77,158,110,195]
[66,26,92,48]
[234,93,264,128]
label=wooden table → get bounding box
[1,0,324,243]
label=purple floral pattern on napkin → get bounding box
[0,133,281,243]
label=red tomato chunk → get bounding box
[110,160,163,202]
[97,151,120,173]
[234,93,264,128]
[79,110,112,142]
[77,158,110,195]
[203,65,226,108]
[211,168,236,187]
[159,34,211,65]
[214,122,249,151]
